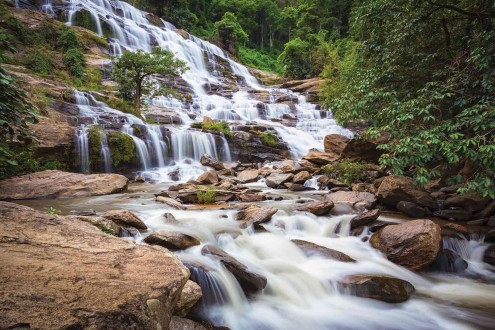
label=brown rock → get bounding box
[200,154,225,170]
[163,213,179,224]
[324,134,385,163]
[483,245,495,266]
[298,159,320,172]
[156,196,187,210]
[65,215,122,236]
[196,170,219,185]
[350,209,380,229]
[339,275,415,303]
[376,176,437,209]
[292,239,355,262]
[102,209,147,230]
[323,134,350,156]
[443,191,490,212]
[236,205,278,227]
[239,193,266,202]
[144,231,200,250]
[265,173,294,189]
[396,201,429,218]
[326,191,377,211]
[370,219,441,270]
[0,202,189,329]
[174,280,202,317]
[237,169,259,183]
[297,199,334,216]
[284,183,308,191]
[170,317,208,330]
[293,171,311,184]
[0,170,128,200]
[302,151,339,165]
[433,209,472,221]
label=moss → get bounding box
[202,121,232,138]
[323,160,373,185]
[25,48,53,75]
[259,131,278,147]
[108,132,135,167]
[99,226,117,236]
[88,125,103,168]
[196,187,216,204]
[105,97,138,116]
[72,10,99,34]
[191,122,202,129]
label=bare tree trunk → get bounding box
[134,79,141,115]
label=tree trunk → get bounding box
[134,79,141,115]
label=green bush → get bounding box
[196,187,216,204]
[29,22,61,47]
[63,48,85,78]
[6,16,26,42]
[26,49,53,75]
[323,160,372,185]
[238,47,283,74]
[88,125,102,166]
[202,121,232,138]
[108,132,135,167]
[259,131,278,147]
[57,27,79,52]
[278,38,312,79]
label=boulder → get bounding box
[324,134,384,163]
[370,219,441,270]
[144,231,200,250]
[298,159,320,172]
[302,151,339,165]
[196,170,219,185]
[202,245,267,294]
[102,209,147,230]
[425,249,468,272]
[237,169,260,183]
[483,245,495,266]
[396,201,429,218]
[293,170,311,184]
[236,205,278,228]
[200,154,225,170]
[0,202,188,329]
[443,191,490,212]
[297,199,334,216]
[376,176,437,209]
[339,275,415,303]
[292,239,355,262]
[265,173,294,189]
[326,191,377,211]
[433,209,472,222]
[239,193,266,202]
[169,317,208,330]
[174,280,202,317]
[350,209,380,229]
[0,170,128,199]
[65,215,122,236]
[284,183,308,191]
[155,196,187,210]
[163,213,179,225]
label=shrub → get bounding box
[99,226,117,236]
[63,48,85,78]
[45,207,61,215]
[202,121,232,138]
[323,160,372,185]
[238,47,283,74]
[26,49,52,75]
[196,187,216,204]
[88,125,102,166]
[57,27,79,51]
[259,131,278,147]
[6,15,27,42]
[108,132,135,167]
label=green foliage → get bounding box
[202,121,232,138]
[74,67,103,91]
[26,48,53,75]
[111,47,188,113]
[88,125,102,166]
[105,97,137,116]
[323,161,371,185]
[213,12,248,52]
[259,131,278,147]
[0,150,67,180]
[63,48,86,78]
[196,187,216,204]
[99,226,117,236]
[277,38,312,79]
[323,0,495,197]
[57,27,80,52]
[238,46,283,74]
[45,207,61,215]
[72,10,99,33]
[108,132,136,167]
[5,15,26,42]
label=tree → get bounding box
[322,0,495,197]
[213,12,248,54]
[277,37,312,79]
[111,47,188,114]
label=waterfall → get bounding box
[99,131,112,173]
[75,125,90,173]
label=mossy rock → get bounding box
[108,132,136,168]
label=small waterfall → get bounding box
[75,125,90,173]
[40,0,55,16]
[122,125,151,170]
[99,131,112,173]
[171,129,223,162]
[146,126,166,168]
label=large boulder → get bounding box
[202,245,267,294]
[443,191,491,213]
[293,170,311,184]
[376,176,437,209]
[102,209,148,230]
[0,202,189,329]
[200,154,224,170]
[339,275,415,303]
[297,199,334,216]
[0,170,128,199]
[65,215,122,236]
[144,231,200,250]
[396,201,430,218]
[174,280,202,317]
[350,209,380,229]
[302,151,339,165]
[196,170,219,185]
[370,219,442,270]
[326,191,377,211]
[265,173,294,189]
[237,169,260,183]
[236,205,278,228]
[324,134,384,163]
[292,239,355,262]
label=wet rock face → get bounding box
[174,280,202,317]
[236,169,260,183]
[370,219,442,270]
[339,275,415,303]
[425,249,468,272]
[297,199,335,216]
[291,240,355,262]
[0,202,189,329]
[236,205,278,228]
[324,134,385,163]
[0,170,129,200]
[200,154,225,170]
[376,176,437,210]
[196,170,219,185]
[326,191,377,211]
[144,231,201,250]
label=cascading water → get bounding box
[99,131,112,173]
[75,124,90,173]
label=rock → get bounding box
[265,173,294,189]
[298,159,320,172]
[200,154,225,170]
[156,196,187,210]
[376,176,437,209]
[65,215,122,236]
[163,213,179,224]
[237,169,259,183]
[339,275,415,303]
[144,231,200,250]
[174,280,202,317]
[323,134,350,156]
[276,159,297,173]
[292,239,355,262]
[302,151,339,165]
[324,134,384,163]
[284,183,308,191]
[102,209,147,230]
[196,170,219,185]
[318,176,348,189]
[477,200,495,219]
[0,202,189,329]
[370,219,441,270]
[396,201,429,218]
[202,245,267,294]
[443,191,490,212]
[442,222,470,235]
[239,193,266,202]
[176,188,235,204]
[0,170,128,200]
[169,316,208,330]
[483,245,495,266]
[293,171,311,184]
[297,199,334,216]
[434,209,472,221]
[350,209,380,229]
[326,191,377,211]
[236,205,278,228]
[425,249,468,272]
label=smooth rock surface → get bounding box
[339,275,415,303]
[376,176,437,209]
[236,205,278,228]
[144,231,200,250]
[292,239,355,262]
[350,209,380,229]
[174,280,202,317]
[102,209,148,230]
[200,154,224,170]
[265,173,294,189]
[237,169,260,183]
[0,170,128,200]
